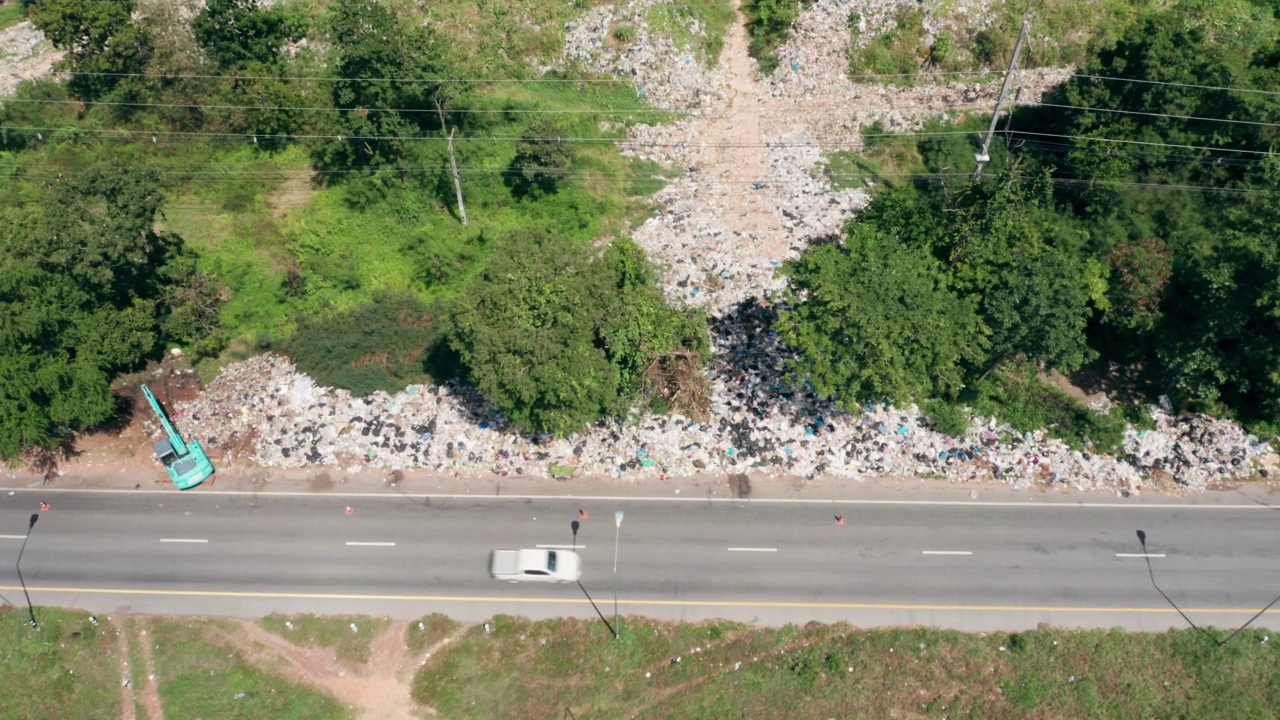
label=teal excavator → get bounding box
[141,384,215,490]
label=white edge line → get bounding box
[0,534,29,540]
[159,538,209,544]
[727,547,778,553]
[536,544,586,549]
[4,487,1272,510]
[922,550,973,556]
[1116,552,1166,558]
[345,541,396,547]
[0,484,1269,507]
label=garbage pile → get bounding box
[767,0,1072,142]
[622,129,870,313]
[546,0,728,114]
[178,313,1274,494]
[0,21,62,97]
[163,2,1277,495]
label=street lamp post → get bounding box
[612,509,624,640]
[16,513,39,629]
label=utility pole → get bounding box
[436,98,468,226]
[974,2,1033,180]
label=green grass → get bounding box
[418,0,608,78]
[406,614,463,656]
[148,617,349,719]
[847,0,1163,83]
[0,608,121,720]
[963,366,1128,453]
[260,614,391,670]
[745,0,813,75]
[645,1,737,66]
[413,616,1280,719]
[0,2,26,32]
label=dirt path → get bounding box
[211,620,425,720]
[626,10,858,313]
[115,623,138,720]
[688,13,782,247]
[135,623,165,720]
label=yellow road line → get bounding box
[1,585,1273,614]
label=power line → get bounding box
[2,157,1264,197]
[1069,73,1280,97]
[50,68,1280,99]
[0,124,981,145]
[1030,101,1280,130]
[1008,130,1277,157]
[16,96,1275,133]
[1,98,674,115]
[6,123,1272,164]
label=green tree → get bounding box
[508,122,575,196]
[1157,168,1280,425]
[0,165,219,458]
[450,233,621,435]
[193,0,300,69]
[1103,237,1173,332]
[980,248,1098,378]
[315,0,451,177]
[29,0,152,100]
[449,234,705,435]
[776,231,987,406]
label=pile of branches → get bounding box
[641,350,711,423]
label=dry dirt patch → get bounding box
[210,619,426,720]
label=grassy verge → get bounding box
[406,613,463,656]
[260,613,391,669]
[149,617,349,719]
[0,608,120,720]
[414,616,1280,719]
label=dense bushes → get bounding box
[448,234,707,436]
[744,0,813,74]
[287,293,450,397]
[789,3,1280,439]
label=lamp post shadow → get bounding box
[16,513,39,629]
[1135,529,1279,647]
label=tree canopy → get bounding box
[449,235,706,436]
[0,164,219,458]
[29,0,152,100]
[777,232,985,406]
[193,0,301,69]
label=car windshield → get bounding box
[546,551,557,572]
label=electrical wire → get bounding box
[0,124,981,145]
[1069,73,1280,98]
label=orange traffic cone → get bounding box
[344,505,355,516]
[39,501,50,512]
[579,509,588,519]
[834,515,845,525]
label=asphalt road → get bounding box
[2,489,1278,631]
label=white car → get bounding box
[489,548,582,583]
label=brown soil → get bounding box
[682,11,800,260]
[267,175,319,221]
[208,619,432,720]
[135,623,165,720]
[116,621,139,720]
